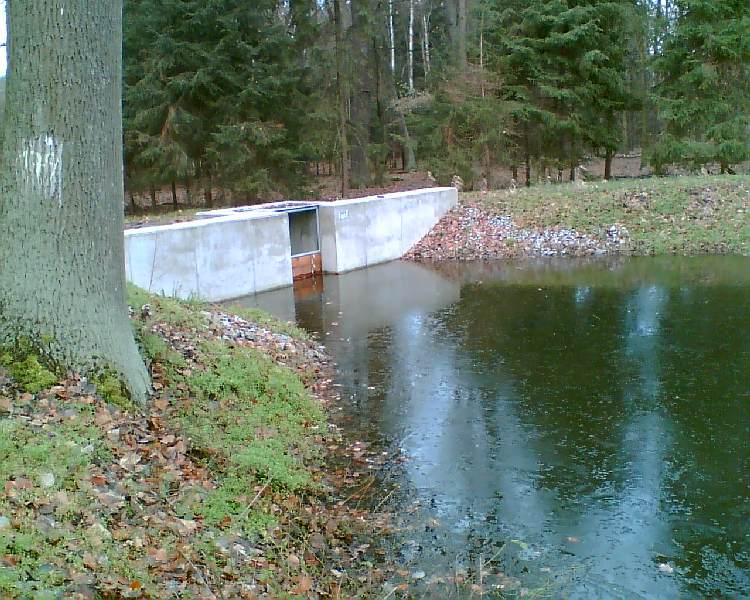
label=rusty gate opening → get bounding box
[287,206,322,281]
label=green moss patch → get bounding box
[2,354,57,394]
[170,340,325,533]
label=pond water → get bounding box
[248,257,750,599]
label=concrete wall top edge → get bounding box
[126,188,456,238]
[125,210,288,237]
[317,187,457,209]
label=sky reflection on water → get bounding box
[249,257,750,599]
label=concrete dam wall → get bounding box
[124,187,458,301]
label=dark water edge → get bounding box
[241,257,750,599]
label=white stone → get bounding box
[39,472,56,488]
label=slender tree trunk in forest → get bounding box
[457,0,468,67]
[525,157,531,187]
[408,0,415,93]
[204,175,213,208]
[397,112,416,171]
[373,36,388,186]
[444,0,466,66]
[388,0,396,74]
[171,180,178,209]
[420,15,428,77]
[422,8,431,75]
[349,0,373,188]
[524,125,531,187]
[333,0,349,196]
[604,148,613,180]
[150,184,157,210]
[185,176,192,204]
[0,0,149,402]
[479,8,485,98]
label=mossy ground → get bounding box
[469,175,750,256]
[0,351,57,394]
[0,288,383,598]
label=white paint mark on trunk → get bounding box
[20,134,63,207]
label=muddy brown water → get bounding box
[244,257,750,599]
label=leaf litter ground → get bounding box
[0,290,401,599]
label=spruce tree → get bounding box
[123,0,313,202]
[651,0,750,173]
[496,0,639,181]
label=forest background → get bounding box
[9,0,750,209]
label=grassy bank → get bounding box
[471,175,750,255]
[0,290,383,598]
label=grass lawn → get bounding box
[469,175,750,255]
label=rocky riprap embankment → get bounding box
[213,311,329,365]
[405,203,630,260]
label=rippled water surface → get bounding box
[248,257,750,599]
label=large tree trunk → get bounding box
[0,0,149,402]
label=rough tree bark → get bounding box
[0,0,150,403]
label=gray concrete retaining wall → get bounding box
[317,187,457,273]
[124,212,292,301]
[124,187,457,301]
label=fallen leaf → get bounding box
[291,575,312,594]
[287,554,301,568]
[153,397,169,411]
